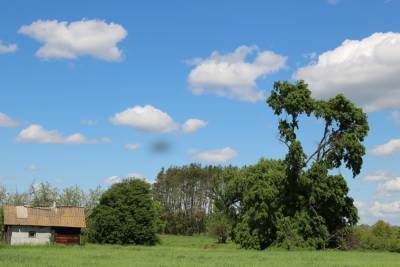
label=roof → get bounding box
[2,205,86,228]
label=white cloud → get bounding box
[377,177,400,196]
[188,45,287,102]
[110,105,178,133]
[0,112,19,128]
[0,40,17,54]
[125,143,140,150]
[363,170,393,181]
[105,176,121,185]
[370,201,400,217]
[105,173,146,185]
[295,32,400,112]
[16,124,109,144]
[25,164,38,172]
[355,199,400,224]
[19,19,127,61]
[190,147,238,163]
[371,139,400,156]
[182,119,207,134]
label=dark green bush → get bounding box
[87,179,159,245]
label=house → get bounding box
[2,205,86,245]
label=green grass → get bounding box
[0,235,399,267]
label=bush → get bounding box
[87,179,159,245]
[206,212,231,243]
[346,221,400,252]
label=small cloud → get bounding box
[125,143,140,150]
[371,139,400,156]
[0,112,19,128]
[189,147,238,163]
[0,40,17,54]
[111,105,178,133]
[19,19,127,61]
[25,164,39,172]
[16,124,110,144]
[105,173,146,185]
[105,175,121,185]
[370,201,400,217]
[182,118,207,134]
[364,170,393,181]
[377,177,400,196]
[81,119,97,126]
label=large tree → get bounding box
[232,80,368,249]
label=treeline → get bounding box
[152,164,221,235]
[0,182,103,212]
[153,159,357,249]
[348,221,400,252]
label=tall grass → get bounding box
[0,235,399,267]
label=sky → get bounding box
[1,0,400,224]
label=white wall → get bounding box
[10,226,52,245]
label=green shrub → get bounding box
[87,179,159,245]
[348,221,400,252]
[206,212,231,244]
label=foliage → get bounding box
[87,179,159,245]
[231,159,286,249]
[268,80,369,176]
[153,164,221,235]
[213,81,368,250]
[347,221,400,252]
[29,182,58,207]
[0,185,6,205]
[58,185,86,207]
[206,211,232,243]
[231,80,369,250]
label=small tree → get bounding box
[29,182,58,207]
[87,179,159,245]
[58,185,85,207]
[207,212,231,244]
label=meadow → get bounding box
[0,235,399,267]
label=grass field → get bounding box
[0,235,399,267]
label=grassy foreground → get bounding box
[0,235,399,267]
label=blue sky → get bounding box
[1,0,400,224]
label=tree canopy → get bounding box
[231,80,369,249]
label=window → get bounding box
[28,231,36,238]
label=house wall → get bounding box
[10,225,52,245]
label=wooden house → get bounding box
[2,205,86,245]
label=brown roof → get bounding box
[2,205,86,228]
